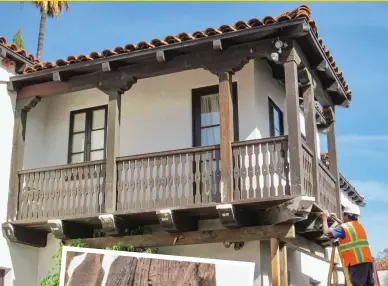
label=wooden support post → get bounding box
[303,82,320,203]
[105,90,121,213]
[271,238,280,286]
[7,109,27,222]
[326,108,341,217]
[279,242,288,286]
[284,49,304,195]
[7,96,41,222]
[218,72,234,203]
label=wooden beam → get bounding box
[16,38,275,99]
[218,72,234,203]
[156,209,198,233]
[156,50,166,62]
[99,214,127,236]
[64,224,295,249]
[48,219,94,240]
[271,238,280,286]
[104,90,121,213]
[303,78,320,204]
[102,62,111,72]
[0,46,6,58]
[313,60,329,72]
[293,43,334,107]
[258,196,315,225]
[279,242,288,286]
[284,48,303,195]
[213,39,223,51]
[216,204,253,228]
[2,223,47,248]
[53,71,61,82]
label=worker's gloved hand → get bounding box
[321,210,330,220]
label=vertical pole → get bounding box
[105,90,121,213]
[303,83,320,203]
[218,72,234,203]
[284,53,303,195]
[271,238,280,286]
[279,242,288,286]
[327,108,341,217]
[7,109,27,221]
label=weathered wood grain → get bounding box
[106,256,138,286]
[67,253,104,286]
[133,258,216,286]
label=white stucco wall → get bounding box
[378,270,388,285]
[0,63,39,286]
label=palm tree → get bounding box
[34,1,69,60]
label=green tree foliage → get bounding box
[377,248,388,260]
[12,28,24,49]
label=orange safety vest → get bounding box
[338,221,373,267]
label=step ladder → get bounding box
[327,241,352,286]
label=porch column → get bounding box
[326,107,341,217]
[218,72,234,203]
[303,79,320,203]
[7,97,41,221]
[284,49,303,195]
[104,90,121,214]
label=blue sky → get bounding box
[1,2,387,255]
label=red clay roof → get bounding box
[20,4,351,98]
[0,36,38,64]
[376,259,388,271]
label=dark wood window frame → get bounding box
[268,97,284,137]
[68,105,108,164]
[192,82,239,147]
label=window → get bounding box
[68,106,107,163]
[192,83,239,146]
[268,98,284,137]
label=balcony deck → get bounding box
[5,135,339,247]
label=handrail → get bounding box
[231,135,288,147]
[318,160,336,182]
[301,142,314,157]
[117,144,220,162]
[18,160,106,174]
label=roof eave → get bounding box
[0,45,34,74]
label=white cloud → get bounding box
[351,180,388,202]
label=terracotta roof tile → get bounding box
[0,35,37,64]
[20,4,351,98]
[375,258,388,271]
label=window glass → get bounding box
[73,113,86,132]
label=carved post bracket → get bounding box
[156,209,198,233]
[98,214,126,236]
[2,222,47,248]
[48,219,94,240]
[216,204,253,228]
[97,74,137,95]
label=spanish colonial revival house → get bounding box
[1,5,366,285]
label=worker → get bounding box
[322,205,374,286]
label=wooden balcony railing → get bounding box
[301,143,314,198]
[14,135,340,222]
[318,161,338,214]
[231,136,290,200]
[116,145,221,212]
[17,161,106,221]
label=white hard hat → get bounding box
[343,204,360,216]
